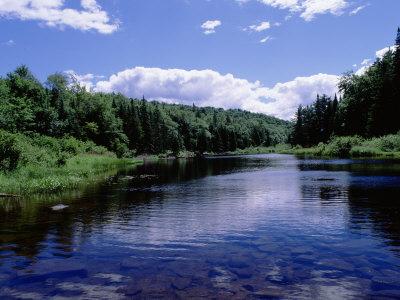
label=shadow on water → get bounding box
[297,158,400,251]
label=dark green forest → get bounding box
[0,66,290,159]
[291,28,400,147]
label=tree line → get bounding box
[0,67,290,157]
[291,28,400,147]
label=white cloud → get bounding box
[248,21,271,32]
[256,0,349,21]
[84,67,339,120]
[64,70,104,91]
[260,36,271,43]
[300,0,348,21]
[201,20,222,34]
[361,58,371,66]
[355,65,369,76]
[376,46,395,59]
[0,0,118,34]
[262,73,339,118]
[349,5,367,15]
[355,45,397,75]
[259,0,301,11]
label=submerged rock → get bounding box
[51,204,69,211]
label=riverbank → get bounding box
[285,135,400,159]
[0,131,141,195]
[225,134,400,159]
[0,154,141,195]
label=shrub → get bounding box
[350,146,381,157]
[0,130,21,171]
[377,134,400,152]
[61,137,82,155]
[322,136,363,157]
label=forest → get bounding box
[0,64,290,166]
[2,27,400,194]
[0,66,288,193]
[291,28,400,150]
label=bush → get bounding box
[61,137,82,155]
[350,146,381,157]
[83,141,109,155]
[0,130,121,174]
[377,134,400,152]
[0,130,22,171]
[322,136,363,157]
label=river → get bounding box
[1,154,400,299]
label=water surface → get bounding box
[1,154,400,299]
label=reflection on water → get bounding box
[1,155,400,299]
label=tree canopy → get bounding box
[291,28,400,147]
[0,67,290,157]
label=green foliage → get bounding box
[0,131,113,173]
[0,154,137,194]
[291,94,339,147]
[349,146,381,157]
[288,133,400,158]
[375,134,400,152]
[291,28,400,147]
[0,130,22,171]
[0,130,137,194]
[0,66,290,158]
[320,136,363,157]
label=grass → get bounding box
[0,130,141,195]
[283,134,400,159]
[0,154,141,195]
[216,134,400,159]
[225,144,291,156]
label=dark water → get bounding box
[1,154,400,299]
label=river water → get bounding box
[1,154,400,299]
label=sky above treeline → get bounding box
[0,0,399,119]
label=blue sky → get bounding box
[1,0,399,119]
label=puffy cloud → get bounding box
[262,73,339,118]
[300,0,348,21]
[376,45,396,59]
[0,0,118,34]
[258,0,301,11]
[85,67,339,120]
[201,20,222,34]
[64,70,104,91]
[248,21,271,32]
[256,0,349,21]
[355,45,397,75]
[361,58,371,66]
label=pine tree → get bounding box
[394,27,400,115]
[140,99,154,153]
[293,105,304,146]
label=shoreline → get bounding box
[0,155,142,196]
[3,146,399,197]
[206,146,400,160]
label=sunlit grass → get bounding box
[283,134,400,158]
[0,154,140,195]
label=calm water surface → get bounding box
[1,154,400,299]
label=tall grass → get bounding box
[0,131,140,195]
[228,144,292,155]
[288,133,400,158]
